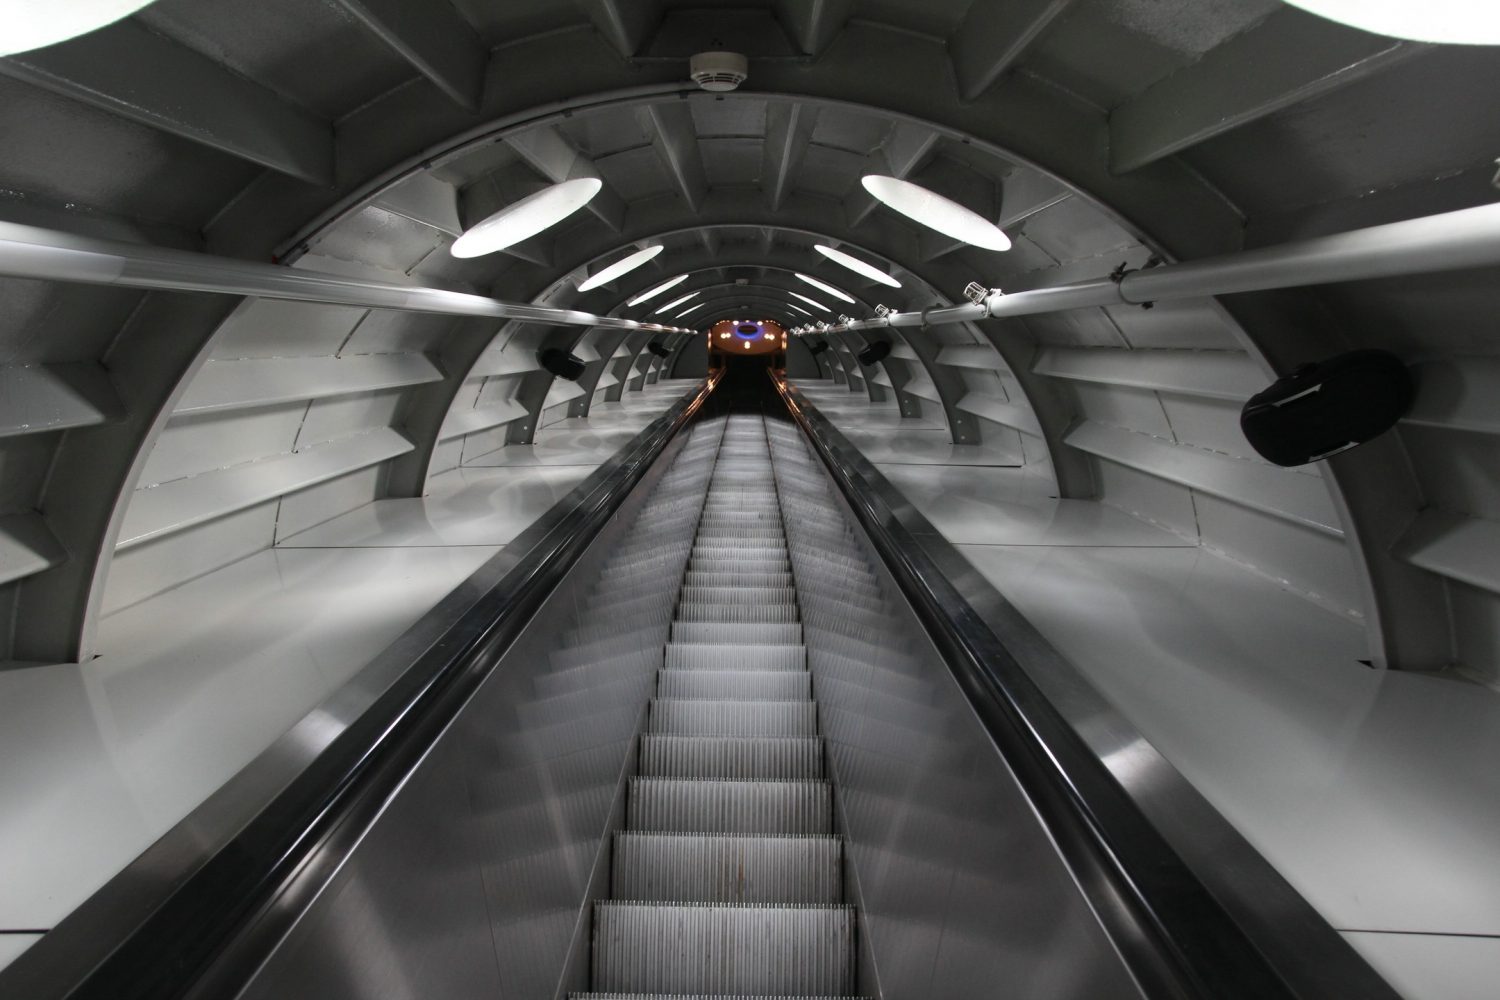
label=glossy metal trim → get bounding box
[773,377,1403,1000]
[0,376,718,1000]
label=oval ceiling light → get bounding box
[577,245,664,291]
[451,178,601,258]
[655,291,700,315]
[677,302,707,318]
[1281,0,1500,44]
[861,174,1011,251]
[789,291,831,313]
[795,272,856,304]
[2,0,158,56]
[814,245,902,288]
[785,303,813,317]
[628,274,689,306]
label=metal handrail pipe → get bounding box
[0,221,690,333]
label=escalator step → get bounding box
[611,832,843,903]
[590,902,854,996]
[664,643,805,671]
[639,735,823,779]
[627,778,832,834]
[648,699,817,737]
[670,622,802,644]
[657,670,811,701]
[674,603,799,624]
[683,572,794,588]
[678,586,796,604]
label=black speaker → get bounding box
[806,339,829,357]
[538,347,585,381]
[1240,349,1413,466]
[646,341,672,358]
[858,340,892,366]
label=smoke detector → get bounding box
[690,51,749,92]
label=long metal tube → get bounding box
[0,221,690,334]
[808,202,1500,335]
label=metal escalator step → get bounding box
[657,670,811,701]
[627,778,832,833]
[679,586,796,604]
[649,699,817,737]
[639,735,823,779]
[611,832,843,903]
[683,571,794,588]
[670,622,802,644]
[674,603,799,624]
[574,994,871,999]
[591,902,854,996]
[664,643,806,671]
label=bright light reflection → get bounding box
[2,0,158,56]
[861,174,1011,251]
[655,291,699,315]
[796,272,855,303]
[789,291,830,313]
[763,332,776,340]
[1283,0,1500,44]
[451,178,601,258]
[578,245,664,291]
[814,245,902,288]
[628,274,689,306]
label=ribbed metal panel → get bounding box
[663,643,806,671]
[679,586,797,604]
[627,779,832,834]
[591,902,854,995]
[638,735,823,779]
[683,571,795,588]
[674,603,799,623]
[648,699,817,736]
[612,833,843,903]
[657,670,811,701]
[669,622,803,645]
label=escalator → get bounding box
[1,379,1402,1000]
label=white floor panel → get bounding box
[0,544,498,937]
[958,543,1500,941]
[838,427,1021,466]
[280,465,592,548]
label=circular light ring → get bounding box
[1282,0,1500,44]
[577,245,664,291]
[655,291,700,314]
[789,291,831,313]
[451,178,601,258]
[2,0,157,56]
[814,245,902,288]
[795,272,856,303]
[628,273,689,306]
[861,175,1011,251]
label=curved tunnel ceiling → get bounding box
[0,0,1497,689]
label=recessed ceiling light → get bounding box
[814,245,902,288]
[677,302,707,318]
[861,174,1011,251]
[655,291,700,314]
[628,274,689,306]
[578,245,664,291]
[789,291,831,313]
[451,178,601,258]
[2,0,159,56]
[784,303,813,317]
[796,273,856,303]
[1282,0,1500,44]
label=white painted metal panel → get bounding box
[0,364,117,437]
[1033,347,1263,401]
[1405,358,1500,435]
[439,400,529,440]
[935,343,1005,370]
[469,344,540,379]
[0,512,66,586]
[1396,509,1500,596]
[955,391,1044,437]
[541,379,586,410]
[1067,421,1342,536]
[118,428,414,549]
[175,354,442,414]
[371,172,463,236]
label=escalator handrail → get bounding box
[774,378,1402,1000]
[3,377,718,1000]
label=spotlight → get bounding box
[539,347,586,381]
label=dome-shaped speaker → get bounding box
[647,341,672,358]
[858,340,892,366]
[538,347,585,381]
[806,339,829,357]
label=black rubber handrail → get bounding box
[2,377,717,1000]
[774,378,1402,1000]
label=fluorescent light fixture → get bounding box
[814,245,901,288]
[785,303,813,317]
[628,274,689,306]
[796,272,855,303]
[2,0,158,56]
[861,174,1011,251]
[578,245,664,291]
[451,178,601,258]
[1282,0,1500,44]
[789,291,831,313]
[655,291,699,315]
[677,303,707,318]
